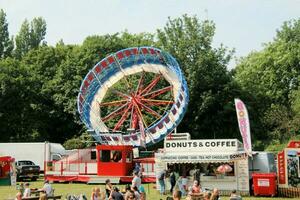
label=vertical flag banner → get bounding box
[139,119,146,148]
[234,98,252,156]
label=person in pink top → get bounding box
[191,180,201,194]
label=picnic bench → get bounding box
[21,195,62,200]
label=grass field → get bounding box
[0,179,298,200]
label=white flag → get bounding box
[234,98,252,156]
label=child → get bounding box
[23,182,31,197]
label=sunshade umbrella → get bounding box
[217,164,233,173]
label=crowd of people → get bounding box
[14,168,242,200]
[157,168,243,200]
[90,172,146,200]
[15,180,53,200]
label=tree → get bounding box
[15,17,46,58]
[0,9,13,58]
[0,58,32,142]
[235,19,300,148]
[15,20,31,58]
[157,15,241,140]
[30,17,47,47]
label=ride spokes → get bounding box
[78,47,189,147]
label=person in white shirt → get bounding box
[131,171,141,189]
[42,180,53,196]
[23,182,31,197]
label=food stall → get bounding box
[277,141,300,197]
[155,139,250,195]
[0,156,16,186]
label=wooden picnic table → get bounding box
[22,195,62,200]
[186,192,204,200]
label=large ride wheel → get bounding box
[78,47,189,147]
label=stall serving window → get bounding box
[126,151,132,163]
[167,162,235,178]
[100,150,122,162]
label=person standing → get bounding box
[105,179,113,199]
[132,171,141,189]
[157,169,166,195]
[169,170,176,194]
[181,176,188,193]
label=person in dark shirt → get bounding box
[109,187,124,200]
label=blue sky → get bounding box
[1,0,299,68]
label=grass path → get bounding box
[0,180,298,200]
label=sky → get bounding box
[1,0,299,68]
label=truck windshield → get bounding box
[18,161,34,165]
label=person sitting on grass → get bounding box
[132,186,140,200]
[124,184,132,200]
[203,192,211,200]
[190,180,201,194]
[125,191,136,200]
[15,192,22,200]
[210,188,221,200]
[41,180,53,197]
[109,186,124,200]
[229,190,242,200]
[91,187,104,200]
[173,190,182,200]
[138,184,146,200]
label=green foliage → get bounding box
[157,15,240,140]
[1,9,300,152]
[30,17,47,47]
[0,9,13,58]
[235,18,300,148]
[266,135,300,153]
[15,17,46,58]
[63,132,93,150]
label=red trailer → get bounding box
[45,145,155,183]
[0,156,16,186]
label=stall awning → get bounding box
[156,151,247,163]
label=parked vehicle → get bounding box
[0,142,67,172]
[16,160,40,181]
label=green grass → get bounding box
[0,179,298,200]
